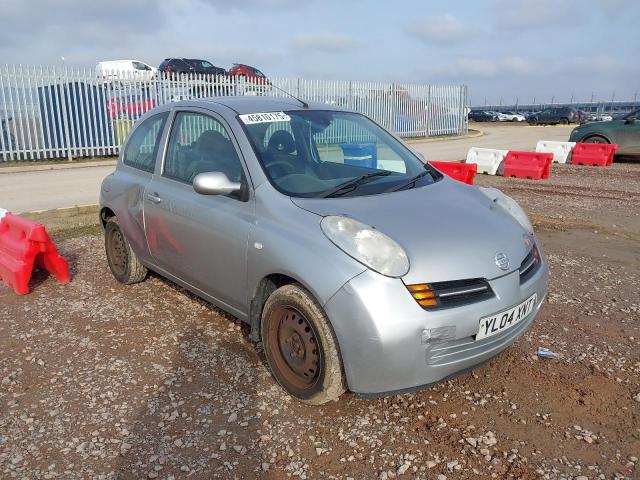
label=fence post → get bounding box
[458,85,465,135]
[58,66,73,161]
[426,85,432,137]
[387,83,394,132]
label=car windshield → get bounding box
[240,110,439,198]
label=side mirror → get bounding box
[193,172,241,196]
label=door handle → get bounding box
[145,192,162,204]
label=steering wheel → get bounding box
[266,160,296,177]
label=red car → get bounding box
[108,96,156,119]
[227,64,269,84]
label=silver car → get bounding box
[100,97,548,404]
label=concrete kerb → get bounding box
[405,129,483,145]
[20,204,101,233]
[0,159,117,174]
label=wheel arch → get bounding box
[248,272,324,342]
[99,206,116,229]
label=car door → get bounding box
[143,108,253,317]
[114,111,170,262]
[616,111,640,154]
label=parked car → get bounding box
[569,109,640,156]
[468,110,498,122]
[100,97,548,404]
[527,107,580,125]
[158,58,226,76]
[227,64,270,84]
[499,111,526,122]
[96,60,157,82]
[108,95,156,119]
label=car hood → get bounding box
[291,179,531,283]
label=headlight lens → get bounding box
[320,215,410,277]
[479,187,533,234]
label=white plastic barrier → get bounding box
[465,147,509,175]
[535,140,576,164]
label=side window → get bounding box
[163,111,245,187]
[122,112,168,173]
[133,61,150,71]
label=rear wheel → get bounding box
[104,216,147,284]
[559,118,569,125]
[261,284,346,404]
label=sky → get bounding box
[2,0,639,106]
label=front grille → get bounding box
[519,245,541,284]
[406,278,494,310]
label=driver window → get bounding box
[314,118,407,173]
[163,112,244,187]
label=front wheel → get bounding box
[104,216,148,284]
[583,135,608,144]
[559,118,569,125]
[261,284,346,404]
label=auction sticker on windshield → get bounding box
[239,112,291,124]
[476,294,537,340]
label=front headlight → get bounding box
[479,187,533,234]
[320,215,410,277]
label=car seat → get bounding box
[186,130,242,182]
[266,130,299,177]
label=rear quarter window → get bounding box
[122,112,169,173]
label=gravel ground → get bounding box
[1,161,639,479]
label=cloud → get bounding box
[405,14,468,45]
[197,0,302,12]
[425,56,539,80]
[290,32,359,52]
[491,0,576,31]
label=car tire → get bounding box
[261,284,346,405]
[559,118,569,125]
[104,216,148,284]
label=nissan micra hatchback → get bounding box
[100,97,548,404]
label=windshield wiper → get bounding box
[385,170,431,192]
[319,171,392,198]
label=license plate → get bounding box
[477,294,537,340]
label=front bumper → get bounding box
[324,257,549,395]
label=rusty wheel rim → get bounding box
[266,306,322,394]
[107,227,127,276]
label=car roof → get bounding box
[193,96,347,114]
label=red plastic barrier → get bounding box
[428,161,477,185]
[0,213,70,295]
[503,151,553,180]
[571,143,617,166]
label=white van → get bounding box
[95,60,157,82]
